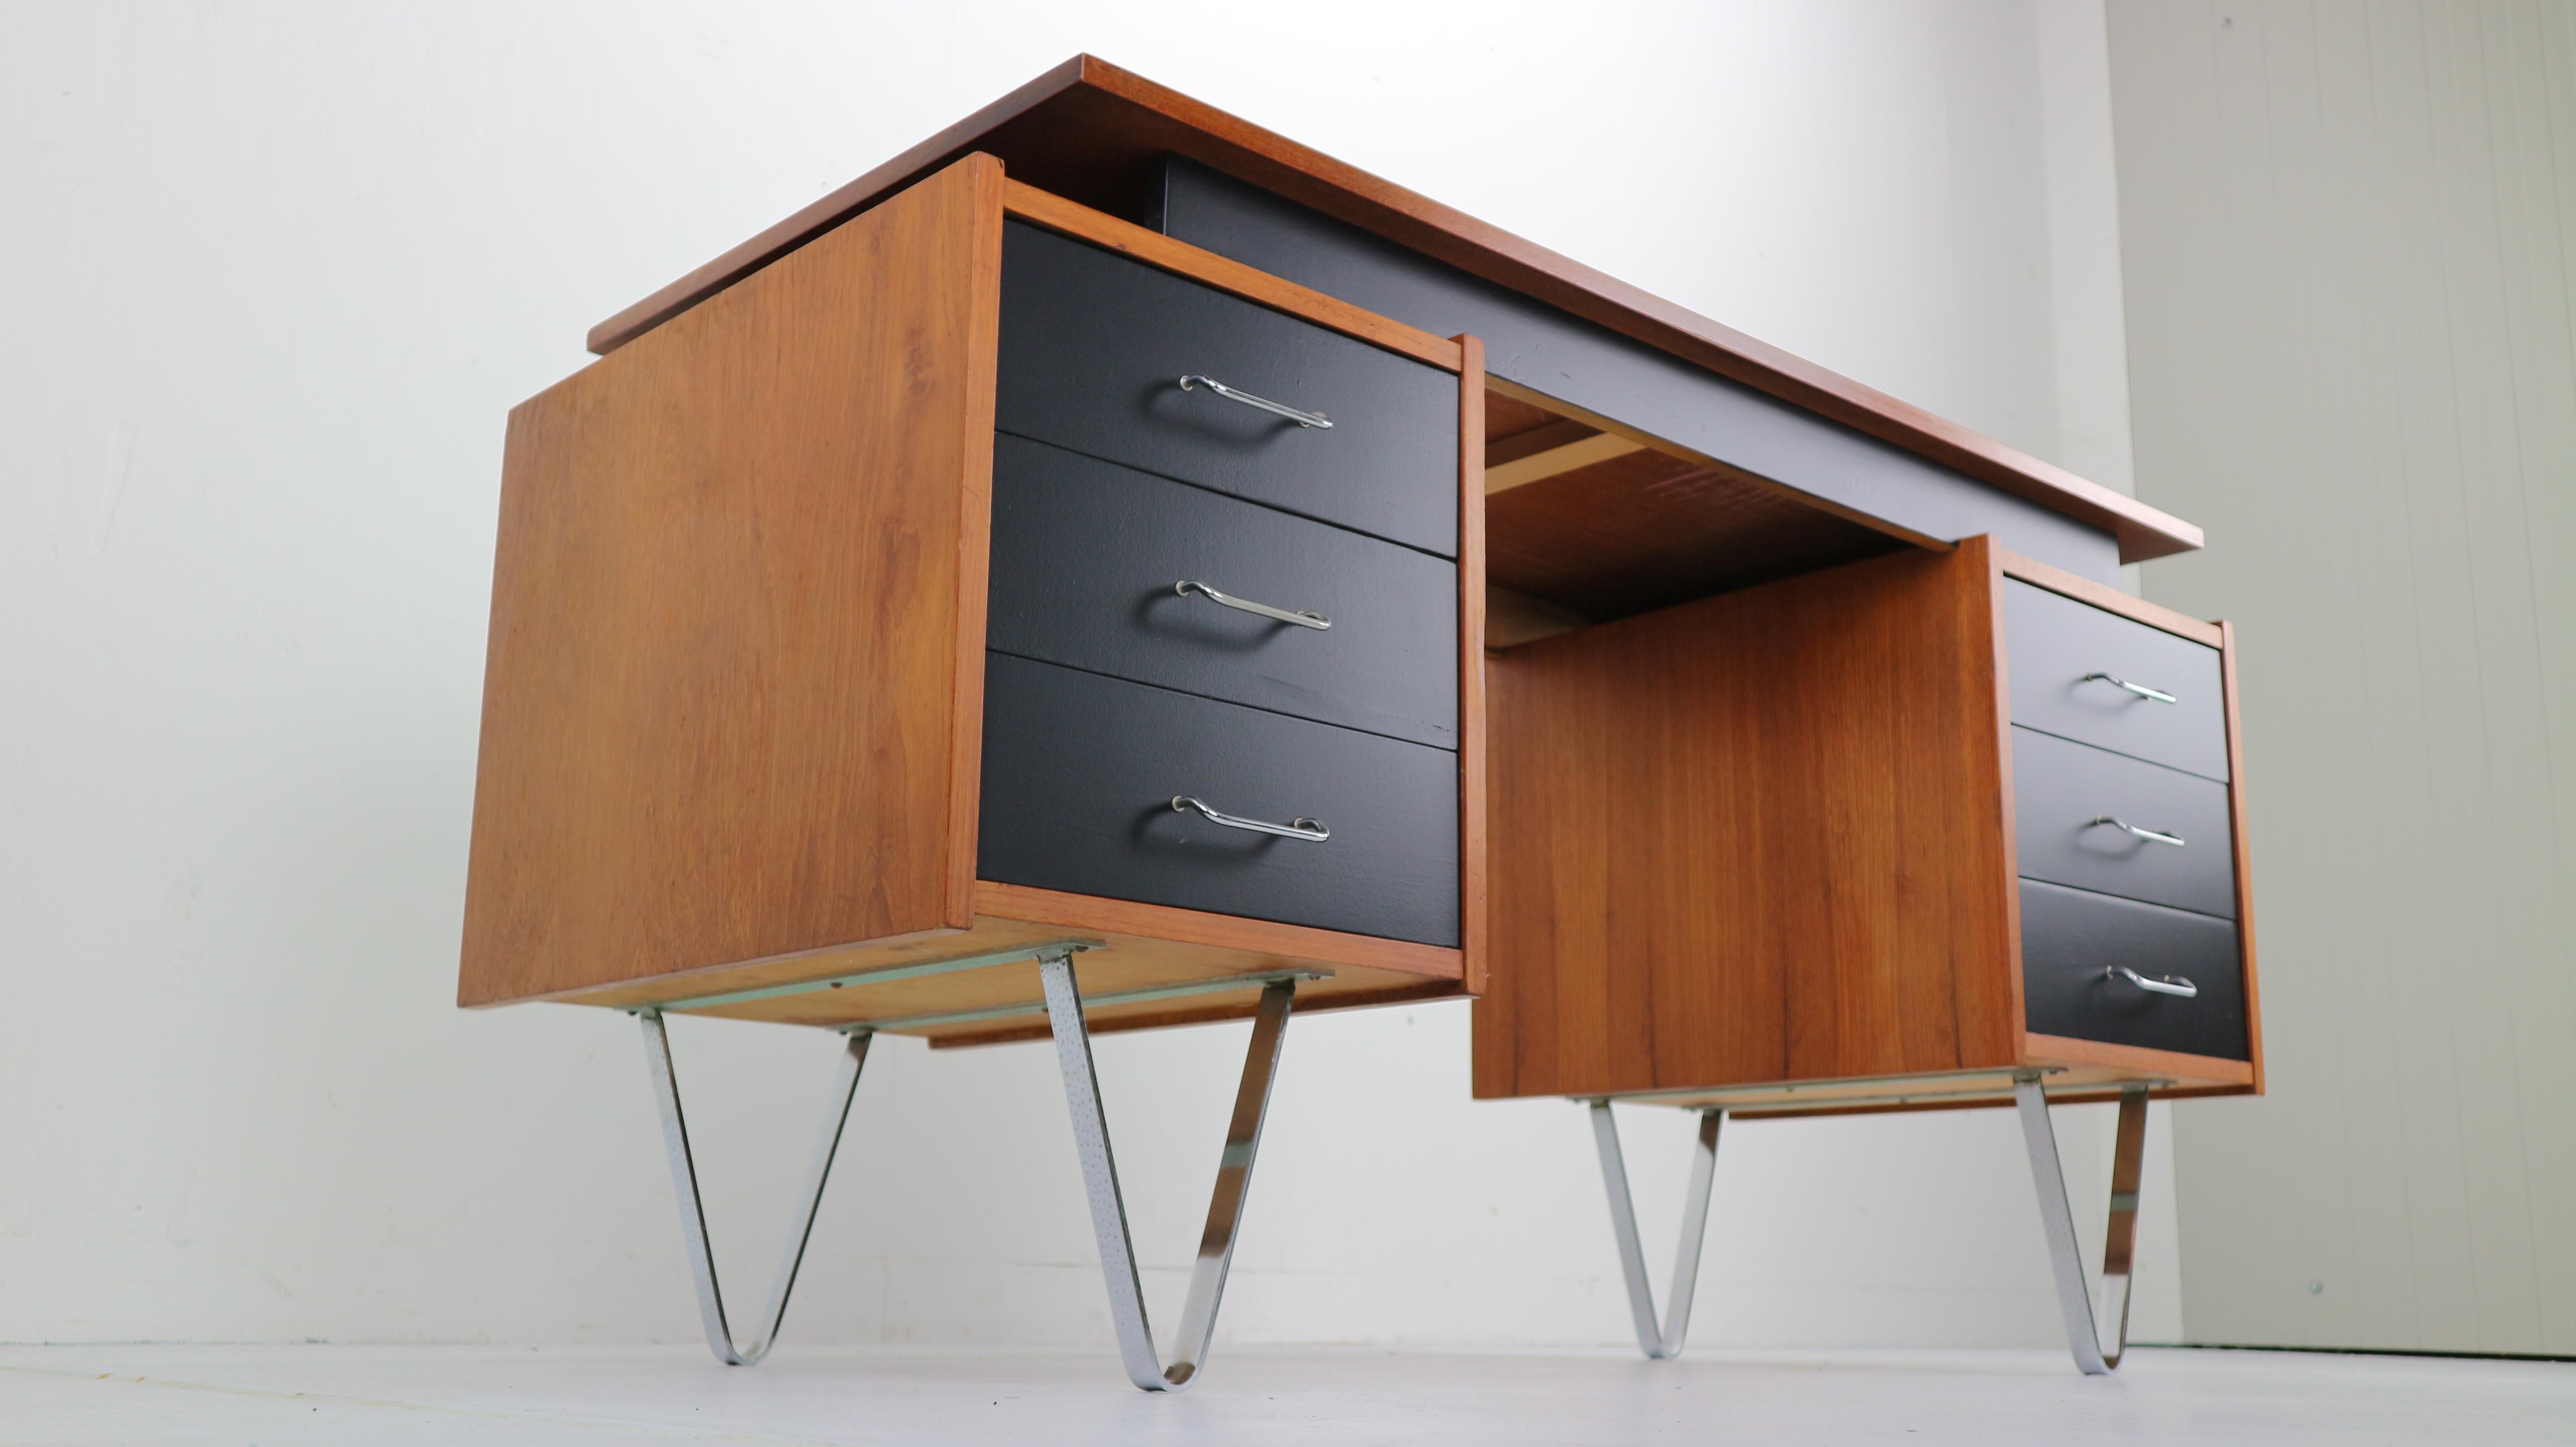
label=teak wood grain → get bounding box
[581,56,2202,563]
[1485,417,1604,470]
[2021,1033,2256,1088]
[553,879,1460,1016]
[2219,618,2264,1092]
[1475,541,2020,1100]
[1475,536,2262,1108]
[1456,334,1490,995]
[931,978,1468,1049]
[464,161,1486,1030]
[460,155,1007,1007]
[1994,547,2224,648]
[1615,1045,2256,1119]
[1474,376,1924,628]
[1483,390,1565,445]
[1993,546,2262,1092]
[1484,445,1909,621]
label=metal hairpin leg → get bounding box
[1589,1100,1724,1359]
[639,1008,869,1366]
[2016,1076,2151,1374]
[1040,948,1294,1393]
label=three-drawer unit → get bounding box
[460,156,1489,1038]
[981,221,1466,952]
[1475,533,2259,1111]
[2004,577,2250,1065]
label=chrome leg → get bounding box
[1589,1100,1724,1359]
[1040,947,1294,1393]
[638,1008,869,1366]
[2016,1076,2151,1374]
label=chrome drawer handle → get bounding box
[1172,796,1330,842]
[2105,965,2198,999]
[2090,815,2185,847]
[1178,374,1334,429]
[2083,671,2177,704]
[1176,580,1331,631]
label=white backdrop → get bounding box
[0,0,2183,1349]
[2110,0,2576,1355]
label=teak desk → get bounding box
[462,57,2256,1387]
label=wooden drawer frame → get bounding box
[2002,548,2261,1102]
[459,155,1489,1042]
[1472,534,2260,1114]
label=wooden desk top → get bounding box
[586,55,2201,564]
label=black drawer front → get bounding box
[2005,579,2228,781]
[996,221,1460,559]
[978,654,1460,947]
[2012,726,2236,918]
[2020,880,2248,1060]
[988,436,1458,750]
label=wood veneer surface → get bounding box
[1475,536,2261,1107]
[1456,335,1490,994]
[687,930,1446,1039]
[460,156,1007,1007]
[1475,542,2020,1100]
[467,166,1487,1026]
[2218,619,2264,1093]
[582,56,2201,563]
[1485,448,1907,621]
[552,880,1463,1042]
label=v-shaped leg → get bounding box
[638,1009,869,1366]
[1040,948,1294,1393]
[2016,1076,2151,1374]
[1589,1101,1724,1359]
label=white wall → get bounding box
[0,0,2180,1350]
[2108,0,2576,1355]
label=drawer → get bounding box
[996,221,1460,558]
[988,435,1458,750]
[2012,726,2236,918]
[2004,578,2228,781]
[977,653,1460,947]
[2019,880,2248,1060]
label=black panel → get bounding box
[1156,157,2122,583]
[978,653,1460,947]
[2020,880,2248,1060]
[988,436,1458,749]
[997,221,1459,557]
[2012,727,2236,918]
[2005,579,2229,781]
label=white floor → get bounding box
[3,1343,2569,1445]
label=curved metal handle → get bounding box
[1175,580,1330,631]
[2083,671,2177,705]
[2090,815,2185,847]
[2105,965,2198,999]
[1178,374,1333,429]
[1171,796,1329,842]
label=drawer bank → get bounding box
[461,57,2255,1389]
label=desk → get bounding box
[463,56,2256,1385]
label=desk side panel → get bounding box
[459,156,1006,1006]
[1476,546,2018,1099]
